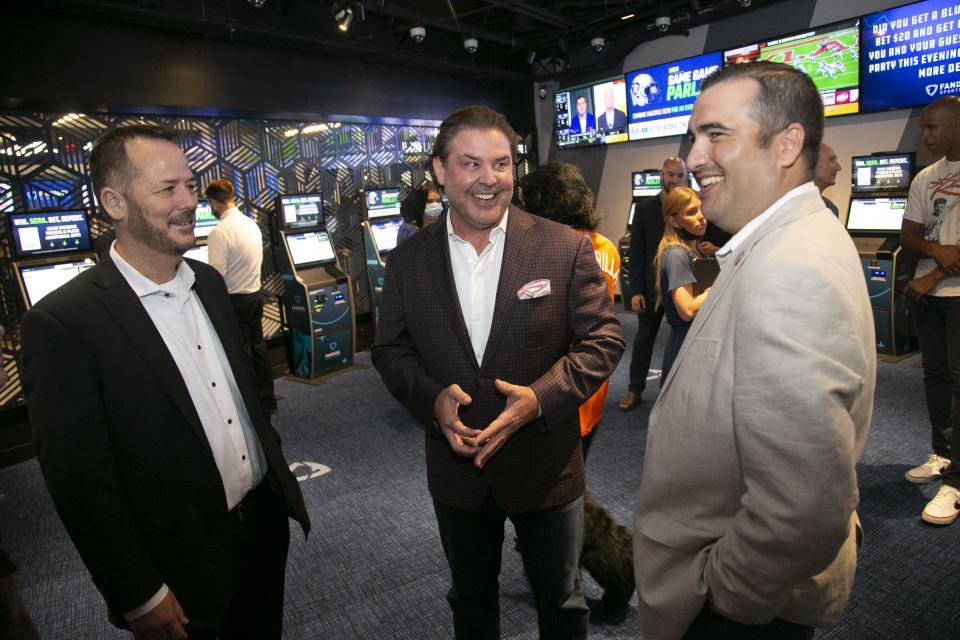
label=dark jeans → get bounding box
[912,296,960,487]
[187,479,291,639]
[433,493,588,640]
[682,605,814,640]
[629,305,665,394]
[230,292,277,414]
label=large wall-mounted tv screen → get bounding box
[554,76,629,149]
[626,52,722,141]
[755,19,861,117]
[861,0,959,112]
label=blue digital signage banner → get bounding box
[862,0,960,112]
[626,52,721,141]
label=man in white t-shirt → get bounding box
[205,179,277,414]
[900,95,960,525]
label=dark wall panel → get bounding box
[4,11,534,132]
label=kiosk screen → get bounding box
[288,230,336,267]
[8,210,92,259]
[845,196,907,233]
[366,188,402,220]
[371,218,402,253]
[194,200,218,238]
[851,154,913,193]
[19,258,95,306]
[279,194,323,230]
[632,171,661,198]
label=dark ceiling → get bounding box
[22,0,789,82]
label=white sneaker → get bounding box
[922,485,960,525]
[905,454,951,484]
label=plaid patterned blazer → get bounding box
[372,206,625,514]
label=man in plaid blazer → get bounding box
[371,106,624,640]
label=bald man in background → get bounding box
[814,142,842,216]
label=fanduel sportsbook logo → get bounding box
[926,84,939,97]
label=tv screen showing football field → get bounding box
[757,20,861,116]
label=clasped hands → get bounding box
[433,380,539,469]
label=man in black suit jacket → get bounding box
[372,106,624,639]
[21,125,309,640]
[597,86,628,132]
[619,156,687,411]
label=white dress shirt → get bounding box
[206,206,264,294]
[111,243,267,619]
[446,211,508,366]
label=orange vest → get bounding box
[577,231,620,436]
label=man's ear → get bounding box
[778,123,805,169]
[99,187,128,225]
[432,157,446,188]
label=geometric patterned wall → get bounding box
[0,110,442,407]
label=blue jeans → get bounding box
[433,493,588,640]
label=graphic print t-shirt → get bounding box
[904,157,960,296]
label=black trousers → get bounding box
[187,479,291,639]
[229,292,276,414]
[628,305,665,394]
[682,605,815,640]
[433,493,588,640]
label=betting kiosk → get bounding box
[619,170,661,310]
[845,152,915,356]
[359,187,402,324]
[275,193,355,379]
[183,198,216,264]
[8,209,97,310]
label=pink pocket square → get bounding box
[517,279,551,300]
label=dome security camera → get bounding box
[538,87,547,100]
[410,26,426,43]
[590,36,605,53]
[655,16,671,32]
[463,37,479,54]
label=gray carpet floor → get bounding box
[1,309,958,639]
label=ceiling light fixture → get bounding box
[738,0,752,6]
[410,26,426,43]
[464,37,479,54]
[620,13,635,20]
[247,0,267,7]
[526,50,537,64]
[335,6,354,32]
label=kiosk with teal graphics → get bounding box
[846,152,916,356]
[7,208,98,311]
[359,186,402,324]
[276,192,355,379]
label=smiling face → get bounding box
[661,159,688,194]
[670,197,706,237]
[432,127,514,247]
[686,78,786,233]
[106,137,198,258]
[576,96,588,116]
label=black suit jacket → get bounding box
[21,256,309,629]
[371,207,624,514]
[628,192,665,304]
[597,109,628,131]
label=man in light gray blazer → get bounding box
[633,61,875,640]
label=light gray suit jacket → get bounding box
[633,184,875,640]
